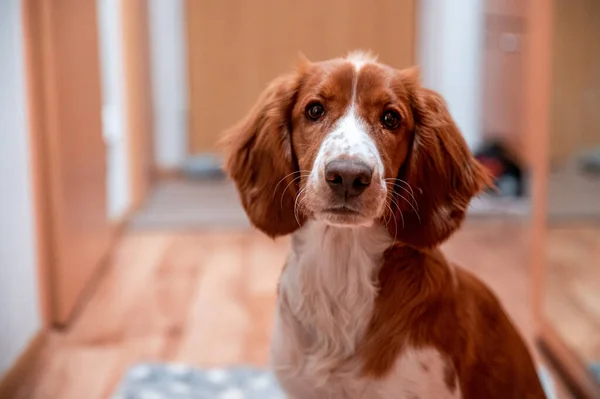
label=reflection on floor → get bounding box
[12,218,573,399]
[546,225,600,365]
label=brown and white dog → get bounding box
[223,52,546,399]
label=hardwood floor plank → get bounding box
[100,335,167,399]
[13,333,120,399]
[174,233,250,366]
[68,233,173,344]
[10,220,586,398]
[546,225,600,365]
[239,234,289,365]
[246,234,289,297]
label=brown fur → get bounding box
[223,54,546,398]
[391,80,492,247]
[222,71,305,236]
[360,246,546,398]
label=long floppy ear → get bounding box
[222,72,304,237]
[392,75,492,247]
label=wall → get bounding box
[148,0,188,170]
[482,0,527,164]
[549,0,600,166]
[0,0,41,376]
[98,0,131,221]
[418,0,485,150]
[186,0,416,155]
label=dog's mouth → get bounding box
[316,205,373,227]
[303,176,388,227]
[323,206,362,216]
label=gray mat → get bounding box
[129,180,250,231]
[112,363,559,399]
[111,364,284,399]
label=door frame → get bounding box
[528,0,600,397]
[122,0,155,207]
[21,0,154,327]
[22,0,59,327]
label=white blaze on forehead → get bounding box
[310,107,385,183]
[346,50,378,72]
[310,53,384,182]
[328,110,380,162]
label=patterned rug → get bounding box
[111,363,560,399]
[111,364,284,399]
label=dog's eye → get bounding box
[381,110,401,130]
[306,103,325,121]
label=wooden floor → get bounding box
[545,225,600,365]
[13,219,573,398]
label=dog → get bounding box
[223,52,546,399]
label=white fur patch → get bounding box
[271,221,462,398]
[308,57,385,202]
[309,108,385,187]
[374,347,463,399]
[347,50,378,71]
[271,221,389,395]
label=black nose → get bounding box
[325,159,373,197]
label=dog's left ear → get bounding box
[221,69,305,238]
[392,71,492,247]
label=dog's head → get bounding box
[223,52,490,247]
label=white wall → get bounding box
[98,0,131,221]
[148,0,188,169]
[417,0,485,150]
[0,0,42,376]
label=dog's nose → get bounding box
[325,159,373,197]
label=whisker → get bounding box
[384,201,392,228]
[272,170,311,200]
[388,195,405,230]
[384,189,395,225]
[394,178,417,199]
[296,190,309,225]
[394,183,419,211]
[273,171,303,199]
[383,201,392,226]
[385,201,399,243]
[280,174,310,209]
[293,186,308,227]
[397,209,405,233]
[384,178,419,209]
[396,193,420,226]
[383,201,392,225]
[297,194,310,215]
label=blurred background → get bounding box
[0,0,599,398]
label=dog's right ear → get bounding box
[391,71,492,247]
[221,68,306,238]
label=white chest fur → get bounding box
[270,221,462,399]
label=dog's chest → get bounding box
[273,308,462,399]
[271,222,462,399]
[273,309,462,398]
